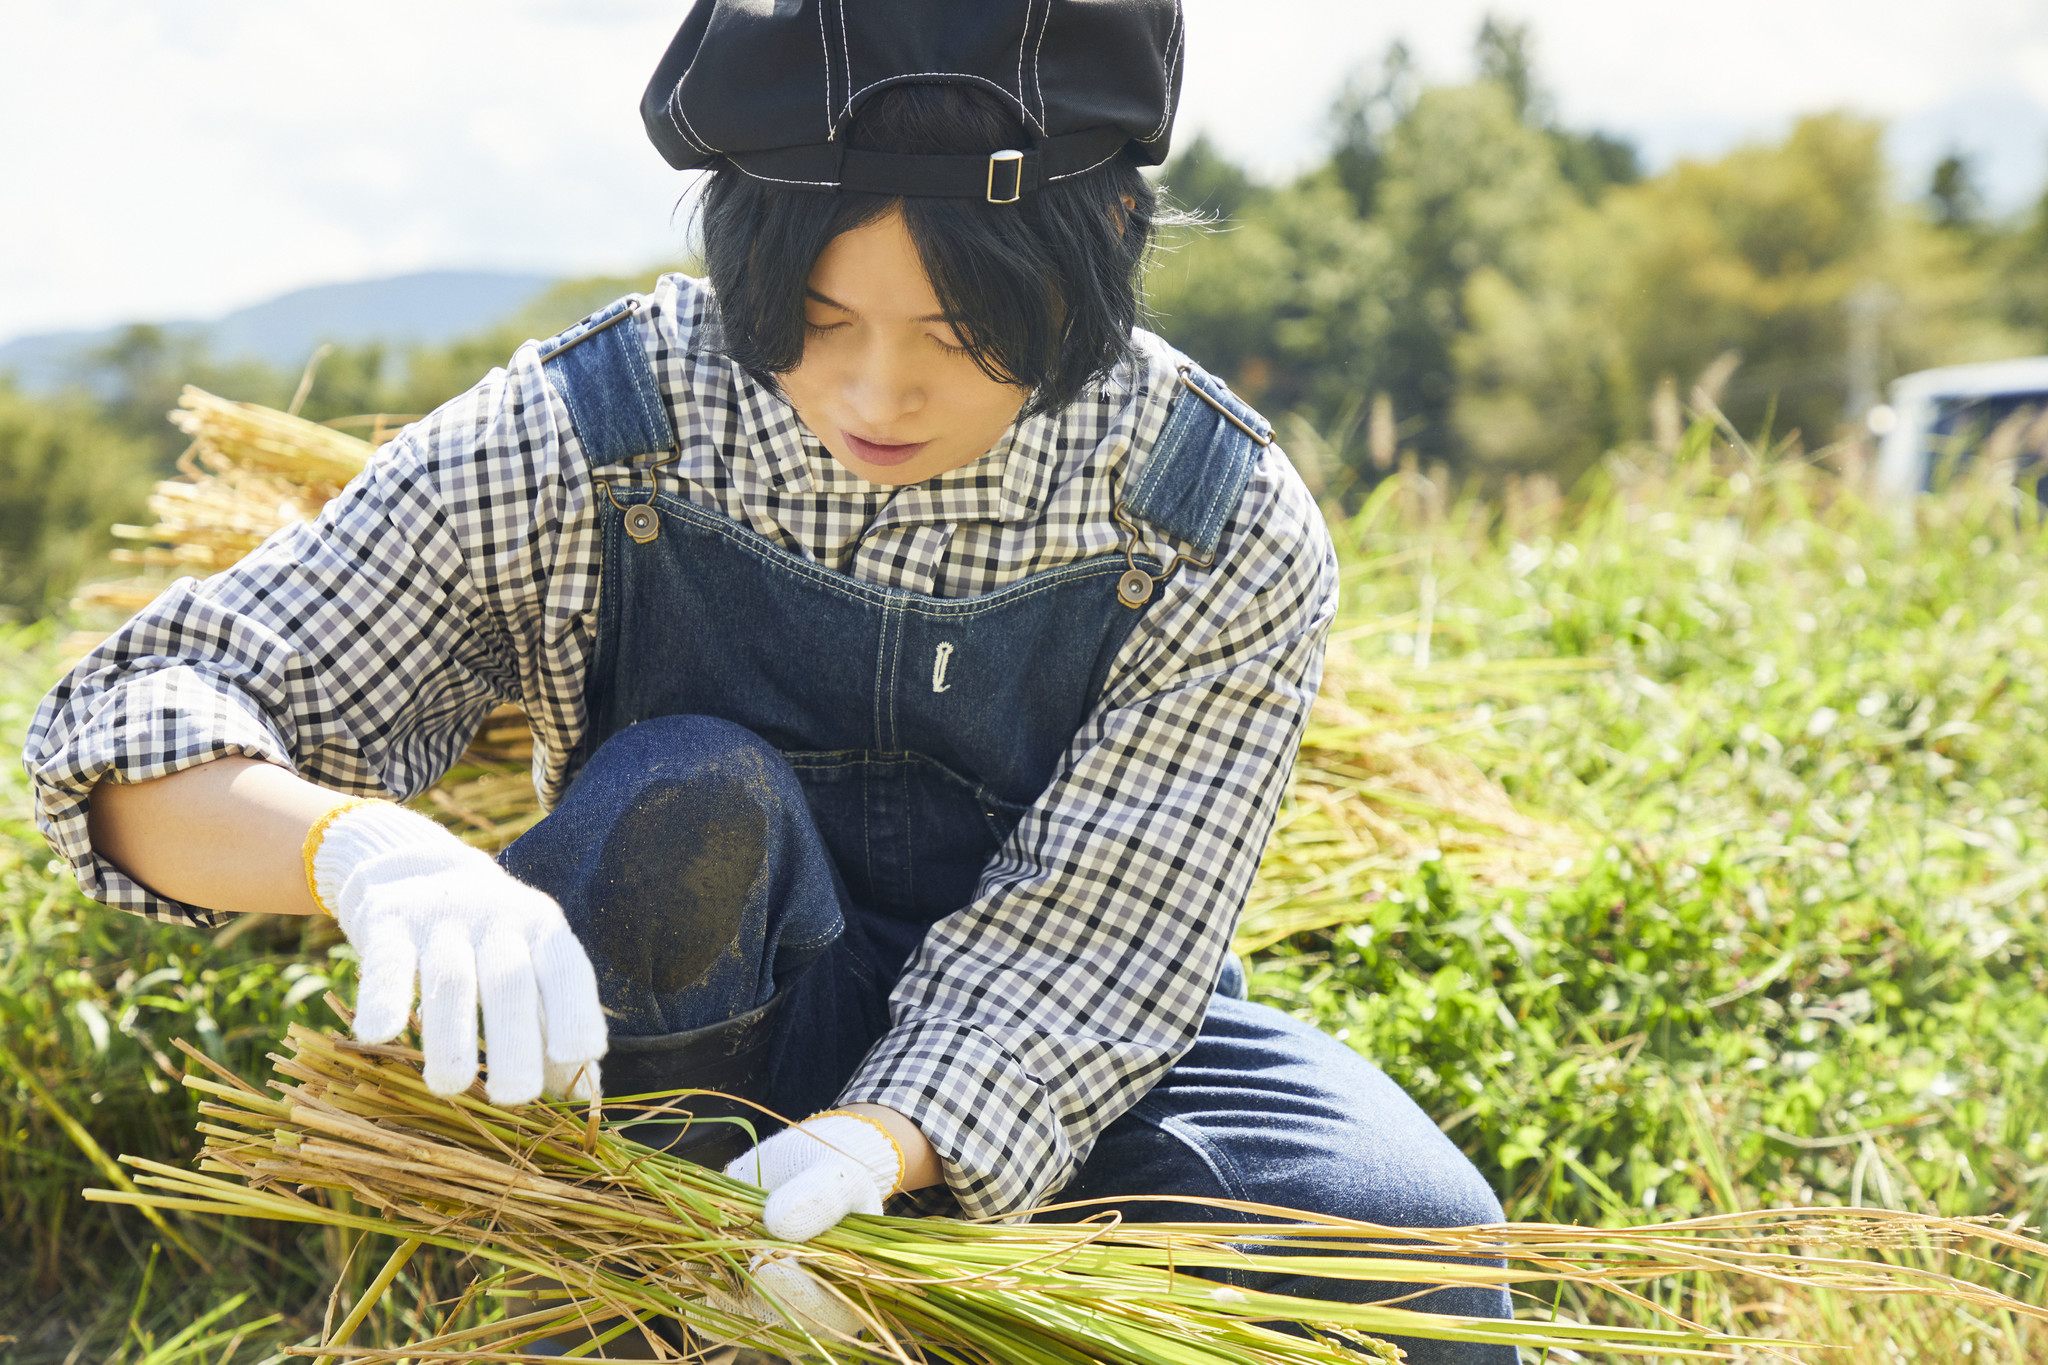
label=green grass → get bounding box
[1268,436,2048,1219]
[1243,427,2048,1356]
[0,628,351,1359]
[3,422,2047,1358]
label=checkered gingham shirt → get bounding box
[24,273,1337,1218]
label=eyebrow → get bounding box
[805,287,953,325]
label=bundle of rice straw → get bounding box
[87,1010,2048,1363]
[87,388,376,592]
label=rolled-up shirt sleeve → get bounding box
[836,450,1339,1218]
[22,351,595,928]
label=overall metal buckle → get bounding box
[594,475,675,545]
[986,149,1024,204]
[1176,365,1274,447]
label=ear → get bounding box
[1113,194,1137,237]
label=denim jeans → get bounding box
[502,715,1518,1365]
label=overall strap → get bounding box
[1121,360,1270,559]
[537,299,678,466]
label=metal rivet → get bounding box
[1117,568,1154,607]
[623,504,660,543]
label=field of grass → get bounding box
[3,421,2046,1359]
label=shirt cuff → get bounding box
[834,1019,1077,1220]
[26,663,303,928]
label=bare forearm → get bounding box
[842,1102,943,1191]
[87,757,358,916]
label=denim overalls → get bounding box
[497,300,1515,1362]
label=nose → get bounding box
[842,336,926,429]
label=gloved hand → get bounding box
[715,1111,905,1339]
[703,1248,868,1341]
[310,800,607,1105]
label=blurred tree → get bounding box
[1151,18,1636,471]
[1608,114,1894,444]
[80,325,285,469]
[92,325,190,420]
[1151,76,1575,460]
[1156,83,2028,483]
[1551,129,1641,203]
[0,384,156,615]
[1452,212,1639,477]
[1329,41,1419,218]
[1373,81,1572,458]
[286,343,398,425]
[1147,173,1395,421]
[1475,16,1541,124]
[1455,112,2028,465]
[1928,151,1983,230]
[1474,14,1639,203]
[1994,186,2048,349]
[1159,132,1258,221]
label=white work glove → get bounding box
[311,800,607,1105]
[712,1112,905,1340]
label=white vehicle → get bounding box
[1874,356,2048,498]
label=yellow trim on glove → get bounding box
[300,798,390,916]
[812,1109,908,1194]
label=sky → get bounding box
[5,0,2048,347]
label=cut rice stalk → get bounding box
[85,1020,2048,1363]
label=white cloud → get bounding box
[2017,39,2048,105]
[4,0,2046,345]
[2,0,689,341]
[1174,0,2048,175]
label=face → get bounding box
[778,207,1030,486]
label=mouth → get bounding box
[841,431,932,467]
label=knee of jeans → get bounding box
[1380,1158,1507,1234]
[538,717,801,964]
[1305,1137,1507,1238]
[576,715,795,804]
[1214,952,1248,1001]
[1428,1159,1508,1230]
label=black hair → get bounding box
[699,83,1157,419]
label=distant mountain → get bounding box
[0,270,558,394]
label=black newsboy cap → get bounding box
[641,0,1184,202]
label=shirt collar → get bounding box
[985,406,1063,523]
[733,367,817,494]
[990,355,1150,523]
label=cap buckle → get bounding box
[986,149,1024,204]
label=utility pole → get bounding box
[1843,282,1893,429]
